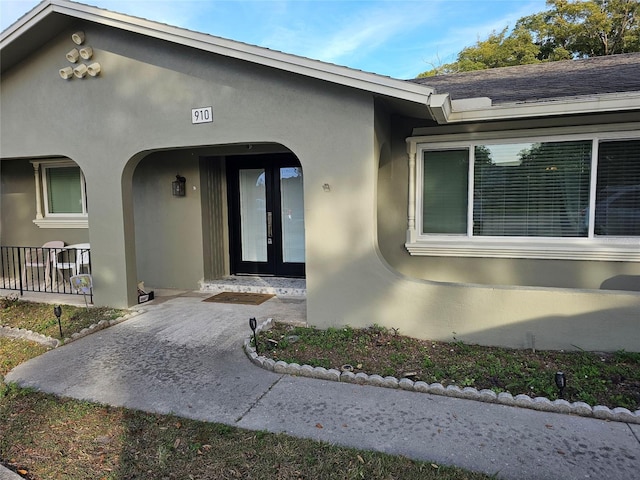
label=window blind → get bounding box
[422,149,468,234]
[46,166,83,214]
[595,140,640,236]
[473,141,591,237]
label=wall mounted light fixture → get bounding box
[172,175,186,196]
[72,31,85,45]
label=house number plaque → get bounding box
[191,106,213,124]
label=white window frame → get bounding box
[406,125,640,262]
[30,160,88,229]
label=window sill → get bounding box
[405,237,640,262]
[33,218,88,229]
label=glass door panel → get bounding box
[280,167,305,263]
[239,168,267,262]
[227,154,305,277]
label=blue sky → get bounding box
[1,0,548,79]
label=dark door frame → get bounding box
[226,153,305,277]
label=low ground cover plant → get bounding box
[0,296,125,340]
[256,323,640,410]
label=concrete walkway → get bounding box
[4,292,640,479]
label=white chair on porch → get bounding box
[54,243,90,284]
[21,240,65,288]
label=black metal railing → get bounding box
[0,246,92,298]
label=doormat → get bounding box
[203,292,274,305]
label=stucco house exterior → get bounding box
[2,0,639,351]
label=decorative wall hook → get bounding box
[66,48,79,63]
[60,31,102,80]
[59,66,73,79]
[72,31,85,45]
[79,46,93,60]
[73,64,88,78]
[87,63,101,77]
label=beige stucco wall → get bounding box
[307,107,640,351]
[364,115,640,350]
[0,22,375,309]
[2,19,639,351]
[132,151,204,290]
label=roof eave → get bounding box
[427,91,640,124]
[1,0,434,109]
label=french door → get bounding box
[227,154,305,277]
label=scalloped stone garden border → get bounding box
[243,318,640,425]
[0,309,142,348]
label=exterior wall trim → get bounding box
[406,124,640,261]
[32,219,89,229]
[427,91,640,124]
[405,239,640,261]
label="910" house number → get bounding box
[191,106,213,124]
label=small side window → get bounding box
[44,166,86,215]
[30,159,88,229]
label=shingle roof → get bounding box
[410,53,640,104]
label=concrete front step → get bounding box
[200,276,306,297]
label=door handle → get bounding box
[267,212,273,238]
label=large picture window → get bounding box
[407,131,640,261]
[472,140,591,238]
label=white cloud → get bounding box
[315,12,405,62]
[0,0,550,79]
[259,1,441,66]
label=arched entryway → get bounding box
[130,144,305,295]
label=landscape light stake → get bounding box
[249,317,259,355]
[555,371,566,399]
[54,305,63,338]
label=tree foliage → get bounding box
[419,0,639,77]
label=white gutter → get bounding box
[2,0,435,107]
[427,91,640,124]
